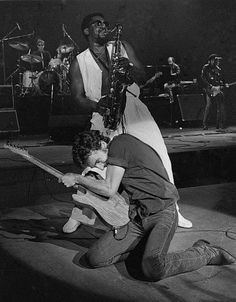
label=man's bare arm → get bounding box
[69,59,98,114]
[122,40,146,85]
[61,165,125,198]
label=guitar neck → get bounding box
[228,81,236,87]
[23,154,63,179]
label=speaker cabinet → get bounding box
[143,95,171,126]
[0,85,14,109]
[0,110,20,133]
[177,94,205,121]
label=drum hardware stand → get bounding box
[0,23,21,84]
[50,84,55,114]
[5,56,22,90]
[0,29,34,84]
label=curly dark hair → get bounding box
[72,130,110,169]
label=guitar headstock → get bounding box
[3,143,29,158]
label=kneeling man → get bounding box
[61,130,234,281]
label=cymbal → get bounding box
[57,44,74,54]
[9,41,29,51]
[21,54,42,64]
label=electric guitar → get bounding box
[207,81,236,97]
[4,143,130,229]
[140,71,163,88]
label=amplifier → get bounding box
[0,109,20,133]
[177,94,205,121]
[0,85,14,109]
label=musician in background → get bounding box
[164,57,181,103]
[201,54,227,130]
[32,38,51,72]
[63,12,192,233]
[61,130,235,280]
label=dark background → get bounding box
[0,0,236,124]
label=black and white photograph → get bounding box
[0,0,236,301]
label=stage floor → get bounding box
[0,182,235,302]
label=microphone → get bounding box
[16,22,21,31]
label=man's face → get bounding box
[86,147,108,171]
[87,15,110,43]
[209,58,215,66]
[168,57,173,65]
[37,42,45,52]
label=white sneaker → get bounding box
[63,218,81,233]
[178,212,193,228]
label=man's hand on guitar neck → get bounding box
[61,172,99,188]
[61,173,78,187]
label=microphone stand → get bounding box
[0,24,19,84]
[63,25,80,53]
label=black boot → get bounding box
[193,239,235,265]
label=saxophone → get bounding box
[103,24,133,130]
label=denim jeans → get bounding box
[86,204,211,281]
[203,92,225,128]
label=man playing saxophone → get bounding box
[64,12,192,233]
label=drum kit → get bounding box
[8,40,75,97]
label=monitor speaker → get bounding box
[177,94,205,121]
[0,110,20,133]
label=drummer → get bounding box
[56,43,70,64]
[46,42,71,75]
[32,38,51,72]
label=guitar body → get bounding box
[207,81,236,98]
[209,86,222,97]
[140,72,163,88]
[73,189,130,228]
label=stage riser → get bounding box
[15,95,90,136]
[11,94,236,135]
[1,148,236,209]
[144,96,236,127]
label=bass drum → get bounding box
[38,70,60,95]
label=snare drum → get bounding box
[48,58,62,73]
[38,70,60,94]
